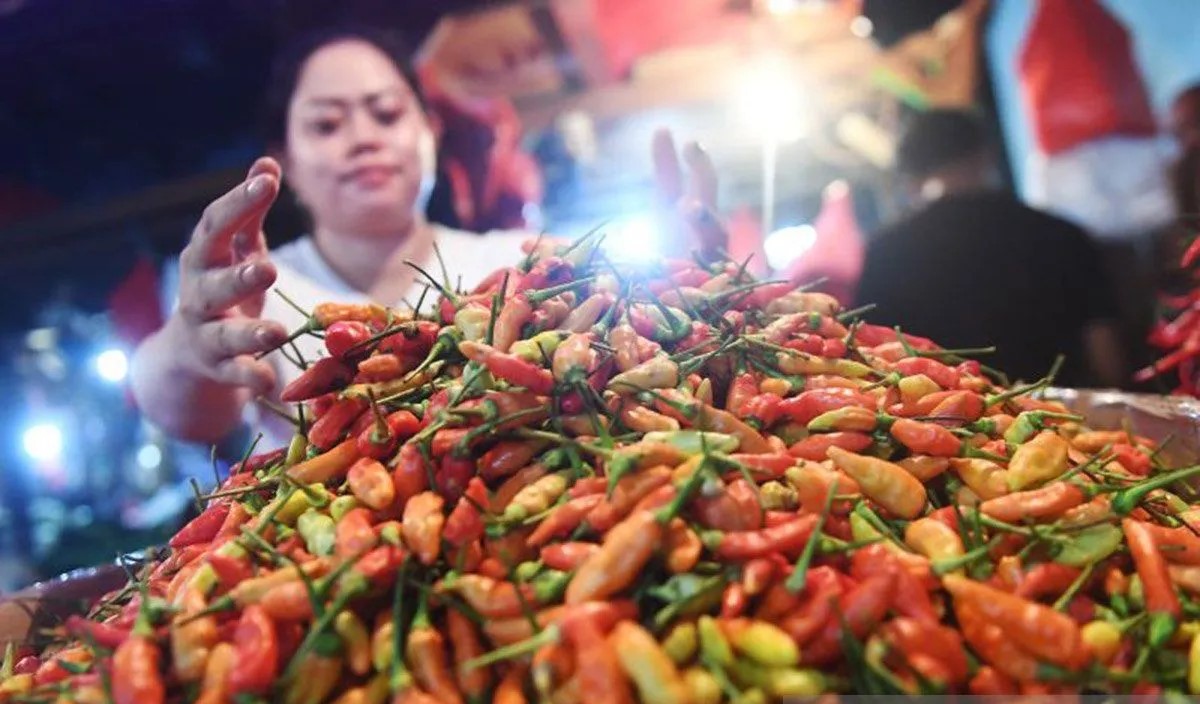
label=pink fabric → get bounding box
[783,181,864,305]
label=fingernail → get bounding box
[241,263,261,284]
[246,175,267,197]
[255,326,281,346]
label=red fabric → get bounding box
[108,256,164,349]
[1018,0,1156,155]
[420,68,542,231]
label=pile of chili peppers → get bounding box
[9,233,1200,703]
[1140,236,1200,391]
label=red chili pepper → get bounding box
[850,544,936,623]
[280,356,356,403]
[880,617,969,687]
[527,494,604,547]
[894,357,960,389]
[889,418,962,456]
[308,396,368,451]
[1014,563,1082,601]
[755,579,805,625]
[64,615,131,649]
[778,388,874,426]
[169,502,231,549]
[803,570,896,665]
[541,542,602,571]
[741,393,783,428]
[705,515,818,561]
[559,609,635,704]
[444,477,490,546]
[726,372,759,415]
[691,478,762,533]
[741,557,777,596]
[725,452,795,479]
[854,323,938,350]
[437,454,474,504]
[568,477,608,498]
[112,631,164,704]
[1111,443,1152,476]
[1124,518,1181,620]
[787,431,873,460]
[968,667,1018,695]
[479,440,546,481]
[324,320,372,359]
[207,553,254,590]
[392,443,432,507]
[379,319,440,356]
[226,605,278,696]
[459,340,555,394]
[335,507,379,559]
[720,582,748,618]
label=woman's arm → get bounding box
[131,158,288,443]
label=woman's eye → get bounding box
[374,108,402,126]
[310,118,340,136]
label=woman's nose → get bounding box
[345,109,385,153]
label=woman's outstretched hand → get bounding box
[168,157,287,395]
[651,128,727,260]
[131,157,288,443]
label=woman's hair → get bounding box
[260,25,425,148]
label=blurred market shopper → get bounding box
[132,26,722,454]
[855,109,1123,388]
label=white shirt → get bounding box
[250,226,528,449]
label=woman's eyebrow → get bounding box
[302,87,408,108]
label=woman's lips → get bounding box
[343,165,399,189]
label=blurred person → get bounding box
[1170,84,1200,225]
[132,26,720,454]
[855,109,1124,387]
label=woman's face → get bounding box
[284,39,435,237]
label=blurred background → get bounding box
[1,0,1197,588]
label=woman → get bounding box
[131,27,720,453]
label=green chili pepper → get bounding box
[642,430,740,454]
[296,511,336,557]
[1053,524,1123,567]
[1112,465,1200,515]
[698,616,734,668]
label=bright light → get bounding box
[766,0,799,14]
[22,423,64,463]
[95,349,128,383]
[736,59,804,143]
[764,225,818,271]
[850,15,874,38]
[136,444,162,470]
[603,214,661,262]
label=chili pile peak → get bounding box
[10,237,1200,702]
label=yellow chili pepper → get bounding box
[170,587,217,682]
[682,668,722,704]
[335,611,373,676]
[661,622,698,665]
[828,447,927,519]
[1006,431,1069,491]
[723,619,800,668]
[609,621,690,704]
[950,458,1009,500]
[904,517,965,568]
[1190,629,1200,694]
[899,373,942,401]
[1080,621,1122,665]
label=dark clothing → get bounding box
[855,191,1118,387]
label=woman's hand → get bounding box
[651,128,727,259]
[166,157,288,394]
[132,158,288,442]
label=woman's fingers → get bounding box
[651,128,684,205]
[212,356,278,396]
[181,169,279,272]
[179,257,278,323]
[682,141,718,211]
[197,317,287,364]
